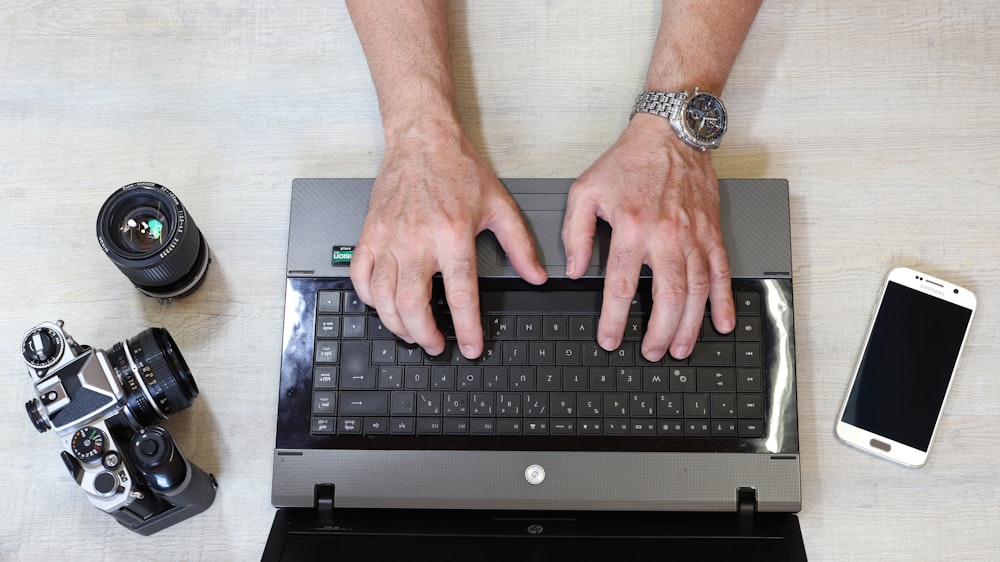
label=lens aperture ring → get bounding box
[133,328,198,416]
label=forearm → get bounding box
[645,0,761,93]
[346,0,461,144]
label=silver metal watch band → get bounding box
[630,90,688,120]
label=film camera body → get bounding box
[22,320,217,535]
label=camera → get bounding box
[21,320,217,535]
[97,182,211,301]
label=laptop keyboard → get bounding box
[309,287,766,440]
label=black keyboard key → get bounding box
[339,417,362,434]
[313,366,338,390]
[343,291,367,313]
[444,392,469,416]
[378,366,403,389]
[656,393,683,417]
[316,316,340,338]
[470,418,496,435]
[684,394,710,417]
[342,315,366,338]
[417,392,442,416]
[735,292,759,315]
[536,367,561,391]
[416,418,442,435]
[510,366,535,391]
[404,366,430,389]
[738,394,764,418]
[390,391,416,416]
[390,417,415,435]
[444,418,469,435]
[484,366,508,390]
[313,391,337,415]
[737,343,762,366]
[365,417,389,435]
[590,367,614,391]
[669,368,696,392]
[689,342,735,366]
[543,316,568,340]
[431,366,456,389]
[738,368,763,392]
[524,419,548,435]
[697,368,735,392]
[457,366,483,390]
[317,291,341,313]
[616,368,642,391]
[315,341,339,364]
[569,317,594,340]
[397,342,423,364]
[630,393,655,417]
[711,394,737,418]
[338,391,389,416]
[517,316,542,340]
[470,393,495,416]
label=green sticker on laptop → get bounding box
[331,245,355,265]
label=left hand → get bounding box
[562,113,736,361]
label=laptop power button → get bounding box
[525,464,546,485]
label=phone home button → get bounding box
[870,439,892,452]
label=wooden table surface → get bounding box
[2,2,998,560]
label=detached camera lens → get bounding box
[97,182,210,299]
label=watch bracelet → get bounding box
[630,90,689,120]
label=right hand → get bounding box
[350,123,548,359]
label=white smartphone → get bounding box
[835,267,976,467]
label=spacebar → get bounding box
[478,290,604,314]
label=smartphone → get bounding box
[835,267,976,467]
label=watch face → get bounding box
[683,93,727,146]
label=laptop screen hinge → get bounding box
[315,484,335,526]
[737,487,758,517]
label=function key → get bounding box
[735,292,760,315]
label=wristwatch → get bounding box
[630,88,728,151]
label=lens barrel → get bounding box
[97,182,210,299]
[111,328,199,427]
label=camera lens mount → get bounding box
[96,182,210,300]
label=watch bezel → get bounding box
[677,91,728,150]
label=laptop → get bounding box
[262,178,805,561]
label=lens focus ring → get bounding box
[134,328,198,416]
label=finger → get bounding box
[642,252,687,361]
[489,198,548,285]
[597,228,643,351]
[561,188,598,279]
[367,254,411,343]
[665,251,711,361]
[440,246,484,360]
[706,242,736,334]
[349,243,376,305]
[394,256,445,356]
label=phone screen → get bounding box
[840,281,973,451]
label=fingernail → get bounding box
[565,257,575,277]
[673,345,691,359]
[461,344,478,359]
[600,336,618,350]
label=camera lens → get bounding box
[110,327,199,427]
[97,182,210,300]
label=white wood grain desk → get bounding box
[2,2,998,560]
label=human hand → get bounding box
[350,125,548,359]
[562,114,735,361]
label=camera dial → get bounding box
[71,426,108,462]
[21,324,65,371]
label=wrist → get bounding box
[383,114,466,153]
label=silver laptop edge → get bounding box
[274,178,801,513]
